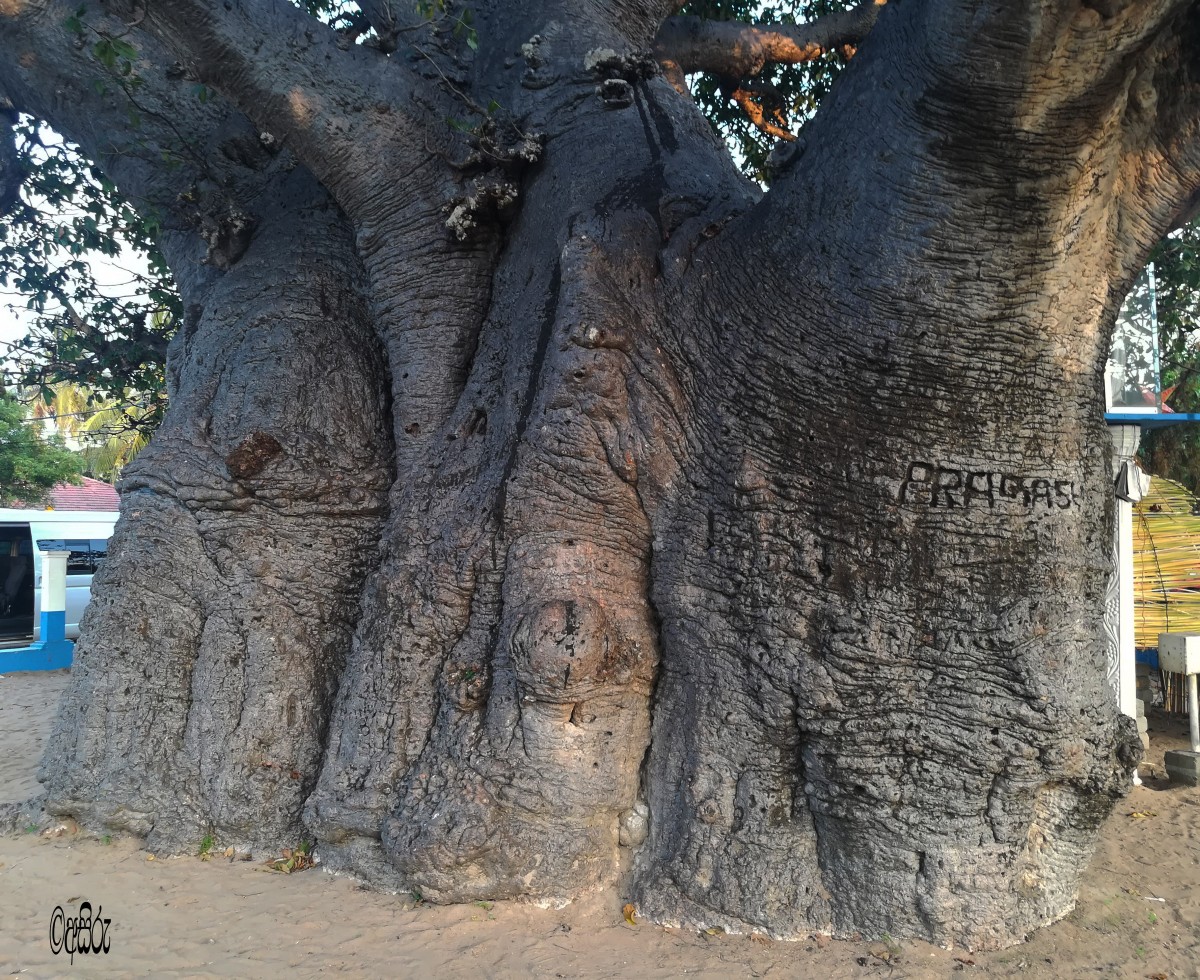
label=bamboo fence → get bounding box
[1133,477,1200,713]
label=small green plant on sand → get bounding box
[198,833,215,858]
[263,841,314,873]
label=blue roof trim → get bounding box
[1106,412,1200,429]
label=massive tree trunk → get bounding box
[3,0,1198,949]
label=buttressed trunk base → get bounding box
[2,0,1189,953]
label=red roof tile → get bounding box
[46,478,120,512]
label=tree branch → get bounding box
[117,0,435,208]
[0,1,236,285]
[0,99,22,218]
[729,84,796,143]
[357,0,403,53]
[654,1,884,81]
[1140,5,1200,241]
[683,0,1200,396]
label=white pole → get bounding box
[1117,495,1138,720]
[1189,672,1200,754]
[39,549,70,645]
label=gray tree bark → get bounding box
[3,0,1197,950]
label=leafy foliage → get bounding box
[1136,221,1200,491]
[1151,222,1200,396]
[0,116,175,433]
[296,0,370,34]
[31,382,152,482]
[680,0,856,183]
[0,391,83,506]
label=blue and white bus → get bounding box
[0,509,118,648]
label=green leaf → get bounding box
[110,38,138,61]
[92,37,116,68]
[0,394,85,507]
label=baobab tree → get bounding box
[2,0,1191,950]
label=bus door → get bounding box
[0,523,35,644]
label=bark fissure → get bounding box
[494,255,564,523]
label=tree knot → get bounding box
[445,176,520,241]
[445,121,544,240]
[511,598,630,701]
[520,34,557,89]
[457,121,545,174]
[225,431,283,479]
[199,206,256,270]
[600,79,635,110]
[585,48,657,109]
[584,48,658,82]
[619,801,649,846]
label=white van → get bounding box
[0,509,118,648]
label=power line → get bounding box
[10,406,148,423]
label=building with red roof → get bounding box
[44,478,120,512]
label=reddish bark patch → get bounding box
[225,432,284,479]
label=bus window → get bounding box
[65,539,106,575]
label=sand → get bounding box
[1,669,1198,979]
[0,670,67,809]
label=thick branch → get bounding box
[119,0,432,207]
[0,1,239,291]
[1140,4,1200,240]
[655,1,883,79]
[709,0,1200,326]
[357,0,403,52]
[729,84,795,142]
[0,102,21,218]
[112,3,502,483]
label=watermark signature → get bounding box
[49,901,112,964]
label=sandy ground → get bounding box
[1,670,1198,979]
